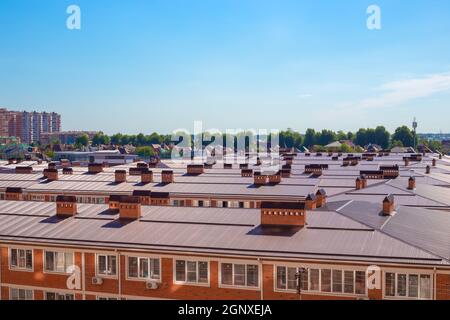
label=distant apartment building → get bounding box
[0,108,61,144]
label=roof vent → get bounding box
[315,189,327,208]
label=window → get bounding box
[97,254,117,276]
[220,263,259,288]
[45,292,74,300]
[10,288,33,300]
[175,260,208,284]
[385,272,431,299]
[10,248,33,270]
[44,251,74,273]
[276,266,366,296]
[127,256,160,280]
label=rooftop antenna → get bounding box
[412,117,418,151]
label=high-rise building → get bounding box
[0,108,62,144]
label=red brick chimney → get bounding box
[119,196,141,220]
[268,171,282,184]
[305,193,317,210]
[383,194,395,216]
[241,169,253,177]
[15,166,33,174]
[187,164,204,175]
[48,162,57,170]
[88,163,103,174]
[115,170,127,183]
[5,187,23,201]
[141,169,153,184]
[316,189,327,208]
[108,195,121,212]
[56,195,77,217]
[260,202,306,227]
[63,167,73,175]
[43,168,58,181]
[356,177,363,190]
[253,172,267,186]
[161,170,174,184]
[408,177,416,190]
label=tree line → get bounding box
[66,125,441,152]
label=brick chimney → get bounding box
[280,168,291,178]
[241,169,253,177]
[260,202,306,227]
[404,158,410,166]
[48,162,57,170]
[360,174,368,188]
[161,170,174,184]
[43,168,58,181]
[187,164,204,175]
[88,163,103,174]
[408,177,416,190]
[56,195,77,217]
[305,193,317,210]
[132,190,151,205]
[108,195,121,212]
[316,189,327,208]
[383,194,395,216]
[253,172,267,186]
[115,170,127,183]
[5,187,23,201]
[15,166,33,174]
[119,196,141,220]
[432,158,437,167]
[426,165,431,174]
[63,167,73,175]
[439,154,442,160]
[141,169,153,184]
[268,171,282,184]
[137,162,148,169]
[356,177,363,190]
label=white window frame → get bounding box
[219,261,261,290]
[10,287,34,300]
[273,264,367,297]
[173,258,210,286]
[9,247,34,272]
[383,271,433,300]
[95,253,118,278]
[43,250,75,274]
[126,255,161,282]
[44,291,75,300]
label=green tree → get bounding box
[354,129,367,147]
[136,146,156,157]
[303,129,316,148]
[75,134,89,147]
[374,126,390,149]
[392,126,415,147]
[317,129,337,146]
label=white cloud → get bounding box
[341,72,450,111]
[298,93,313,99]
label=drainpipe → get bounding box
[82,252,86,300]
[433,267,437,300]
[117,250,122,299]
[258,258,263,300]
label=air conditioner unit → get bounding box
[146,281,159,290]
[92,277,104,285]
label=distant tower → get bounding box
[412,117,418,151]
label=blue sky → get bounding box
[1,0,450,134]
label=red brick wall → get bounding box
[436,273,450,300]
